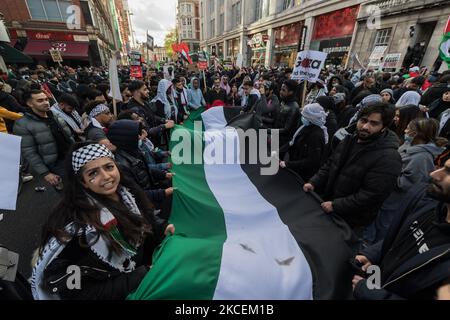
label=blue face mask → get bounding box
[301,116,311,126]
[138,139,143,148]
[404,134,413,143]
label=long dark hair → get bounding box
[395,105,423,141]
[408,118,448,147]
[39,142,153,254]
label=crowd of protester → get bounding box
[1,60,450,300]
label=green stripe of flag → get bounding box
[128,108,226,300]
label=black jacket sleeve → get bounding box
[353,279,405,300]
[286,135,324,174]
[332,151,401,220]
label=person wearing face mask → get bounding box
[304,103,402,236]
[279,103,327,181]
[107,120,174,205]
[363,118,447,245]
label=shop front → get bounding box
[272,22,303,68]
[247,32,269,67]
[310,5,359,67]
[9,29,91,66]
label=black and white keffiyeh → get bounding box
[89,104,110,119]
[31,186,143,300]
[72,144,114,174]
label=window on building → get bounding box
[26,0,72,22]
[256,0,263,21]
[210,19,215,38]
[186,4,192,13]
[188,30,193,38]
[282,0,301,11]
[187,18,192,26]
[374,28,392,47]
[219,13,224,34]
[232,1,242,27]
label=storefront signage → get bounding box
[26,30,88,42]
[319,37,352,55]
[312,5,359,40]
[291,50,328,82]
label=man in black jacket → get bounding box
[352,172,450,299]
[272,80,300,147]
[304,103,402,232]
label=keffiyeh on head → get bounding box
[302,103,329,144]
[396,91,421,107]
[89,104,110,119]
[72,143,114,174]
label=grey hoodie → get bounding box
[397,142,444,190]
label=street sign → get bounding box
[49,49,63,63]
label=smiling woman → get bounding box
[30,142,174,300]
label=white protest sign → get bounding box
[0,133,21,210]
[108,56,122,102]
[291,50,328,82]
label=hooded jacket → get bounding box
[397,142,444,191]
[310,129,402,228]
[107,120,166,202]
[187,77,206,110]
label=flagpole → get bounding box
[301,80,308,109]
[203,70,207,93]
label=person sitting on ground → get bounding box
[106,119,174,205]
[31,142,174,300]
[304,103,402,236]
[279,103,327,182]
[13,89,74,185]
[364,118,447,245]
[51,93,84,141]
[84,101,115,151]
[352,162,450,299]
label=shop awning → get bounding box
[0,41,33,64]
[23,41,89,60]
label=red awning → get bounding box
[23,41,89,60]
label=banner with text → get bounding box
[291,50,328,82]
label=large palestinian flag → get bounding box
[128,107,356,300]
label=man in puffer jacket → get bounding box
[13,89,74,186]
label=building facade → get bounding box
[200,0,365,68]
[177,0,201,52]
[0,0,126,67]
[351,0,450,72]
[154,46,170,63]
[200,0,450,71]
